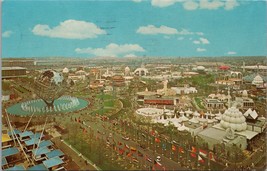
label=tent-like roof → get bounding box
[45,149,64,159]
[2,147,19,157]
[8,129,21,136]
[19,131,34,138]
[39,140,53,148]
[6,165,25,171]
[2,134,12,143]
[43,156,64,169]
[2,157,7,167]
[25,138,39,146]
[33,147,50,156]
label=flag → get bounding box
[190,146,197,158]
[199,149,207,157]
[172,145,176,151]
[155,137,160,143]
[151,130,155,136]
[198,155,205,163]
[118,148,124,155]
[127,151,132,157]
[209,152,216,161]
[179,147,184,153]
[130,147,137,152]
[83,128,87,133]
[125,144,130,149]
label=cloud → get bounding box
[124,53,137,57]
[199,0,224,10]
[151,0,185,8]
[2,30,13,38]
[177,37,184,40]
[196,32,204,36]
[183,1,199,10]
[137,25,178,35]
[227,51,237,55]
[197,48,206,52]
[151,0,239,10]
[32,20,106,39]
[193,37,210,44]
[225,0,239,10]
[132,0,142,2]
[199,37,210,44]
[75,43,145,57]
[137,25,198,36]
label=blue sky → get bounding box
[2,0,266,58]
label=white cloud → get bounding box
[196,32,204,36]
[177,28,194,35]
[197,48,206,52]
[151,0,239,10]
[193,37,210,44]
[224,0,239,10]
[137,25,178,35]
[2,30,13,38]
[177,37,184,40]
[32,20,106,39]
[183,0,199,10]
[199,37,210,44]
[164,35,171,39]
[124,53,137,57]
[151,0,185,8]
[227,51,237,55]
[132,0,142,2]
[199,0,224,10]
[75,43,145,57]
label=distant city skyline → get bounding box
[2,0,266,58]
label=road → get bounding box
[82,116,187,170]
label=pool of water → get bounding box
[6,97,89,116]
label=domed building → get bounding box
[196,66,205,71]
[220,106,247,132]
[252,74,264,87]
[125,66,131,76]
[62,67,69,74]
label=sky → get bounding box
[2,0,266,58]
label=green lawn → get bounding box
[96,94,113,100]
[195,97,205,109]
[104,100,115,107]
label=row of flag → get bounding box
[77,117,217,165]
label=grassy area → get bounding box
[195,97,205,109]
[104,100,115,107]
[96,94,113,100]
[65,134,124,170]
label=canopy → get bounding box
[43,156,64,168]
[2,134,12,143]
[6,165,25,171]
[32,147,50,156]
[25,138,39,146]
[45,149,64,159]
[2,147,19,157]
[2,157,7,166]
[19,131,33,138]
[39,140,53,148]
